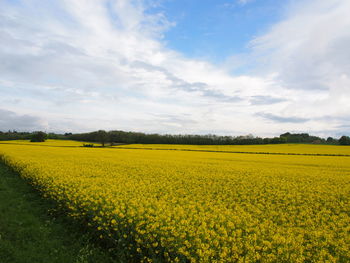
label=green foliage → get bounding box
[279,132,326,144]
[96,130,108,147]
[83,144,95,147]
[339,135,350,145]
[0,130,339,145]
[68,131,330,145]
[326,137,337,144]
[0,131,67,141]
[0,131,32,141]
[30,131,47,142]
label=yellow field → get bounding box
[115,143,350,156]
[0,142,349,262]
[0,139,99,147]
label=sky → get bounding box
[0,0,350,137]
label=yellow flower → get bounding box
[1,141,349,262]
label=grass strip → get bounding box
[0,160,117,263]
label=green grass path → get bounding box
[0,161,116,263]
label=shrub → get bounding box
[83,143,94,147]
[30,131,47,142]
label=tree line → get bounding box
[0,131,63,141]
[67,131,350,145]
[1,130,349,146]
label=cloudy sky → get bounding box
[1,0,349,137]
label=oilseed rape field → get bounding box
[115,143,350,156]
[0,139,99,147]
[0,141,350,262]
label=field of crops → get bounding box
[0,141,350,262]
[115,143,350,156]
[0,139,99,147]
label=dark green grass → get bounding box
[0,161,118,263]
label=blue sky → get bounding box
[153,0,286,63]
[0,0,350,137]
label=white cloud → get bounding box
[0,0,349,137]
[237,0,254,5]
[251,0,350,89]
[248,0,350,135]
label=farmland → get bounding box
[0,141,350,262]
[0,139,99,147]
[114,143,350,156]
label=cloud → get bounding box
[130,60,243,102]
[257,113,309,123]
[250,96,286,105]
[0,0,263,134]
[0,0,349,137]
[251,0,350,92]
[0,108,47,131]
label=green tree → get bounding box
[326,137,337,144]
[30,131,47,142]
[339,135,350,145]
[97,130,108,147]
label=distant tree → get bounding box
[30,131,47,142]
[326,137,337,144]
[108,131,116,146]
[339,136,350,145]
[270,137,283,144]
[280,132,291,137]
[65,130,332,146]
[312,139,321,144]
[97,130,108,147]
[279,132,325,144]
